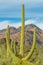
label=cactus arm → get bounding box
[22,28,36,60]
[14,41,17,55]
[20,4,25,56]
[6,25,11,57]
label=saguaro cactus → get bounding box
[20,4,25,56]
[5,4,37,65]
[6,25,11,57]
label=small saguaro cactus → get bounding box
[6,25,11,57]
[20,4,25,57]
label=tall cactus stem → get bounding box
[20,4,25,56]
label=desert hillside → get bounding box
[0,24,43,46]
[0,24,43,65]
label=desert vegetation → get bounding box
[0,4,43,65]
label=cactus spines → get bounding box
[22,28,36,60]
[20,4,25,56]
[6,25,11,57]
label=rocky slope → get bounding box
[0,24,43,46]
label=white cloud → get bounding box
[25,20,43,30]
[36,22,43,30]
[0,20,43,30]
[0,20,35,30]
[25,19,36,25]
[0,21,21,29]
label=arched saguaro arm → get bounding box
[22,28,36,60]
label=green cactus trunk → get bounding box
[6,25,11,57]
[20,4,25,56]
[14,41,17,55]
[22,28,36,60]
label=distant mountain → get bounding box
[0,24,43,46]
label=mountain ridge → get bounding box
[0,24,43,46]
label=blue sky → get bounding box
[0,0,43,30]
